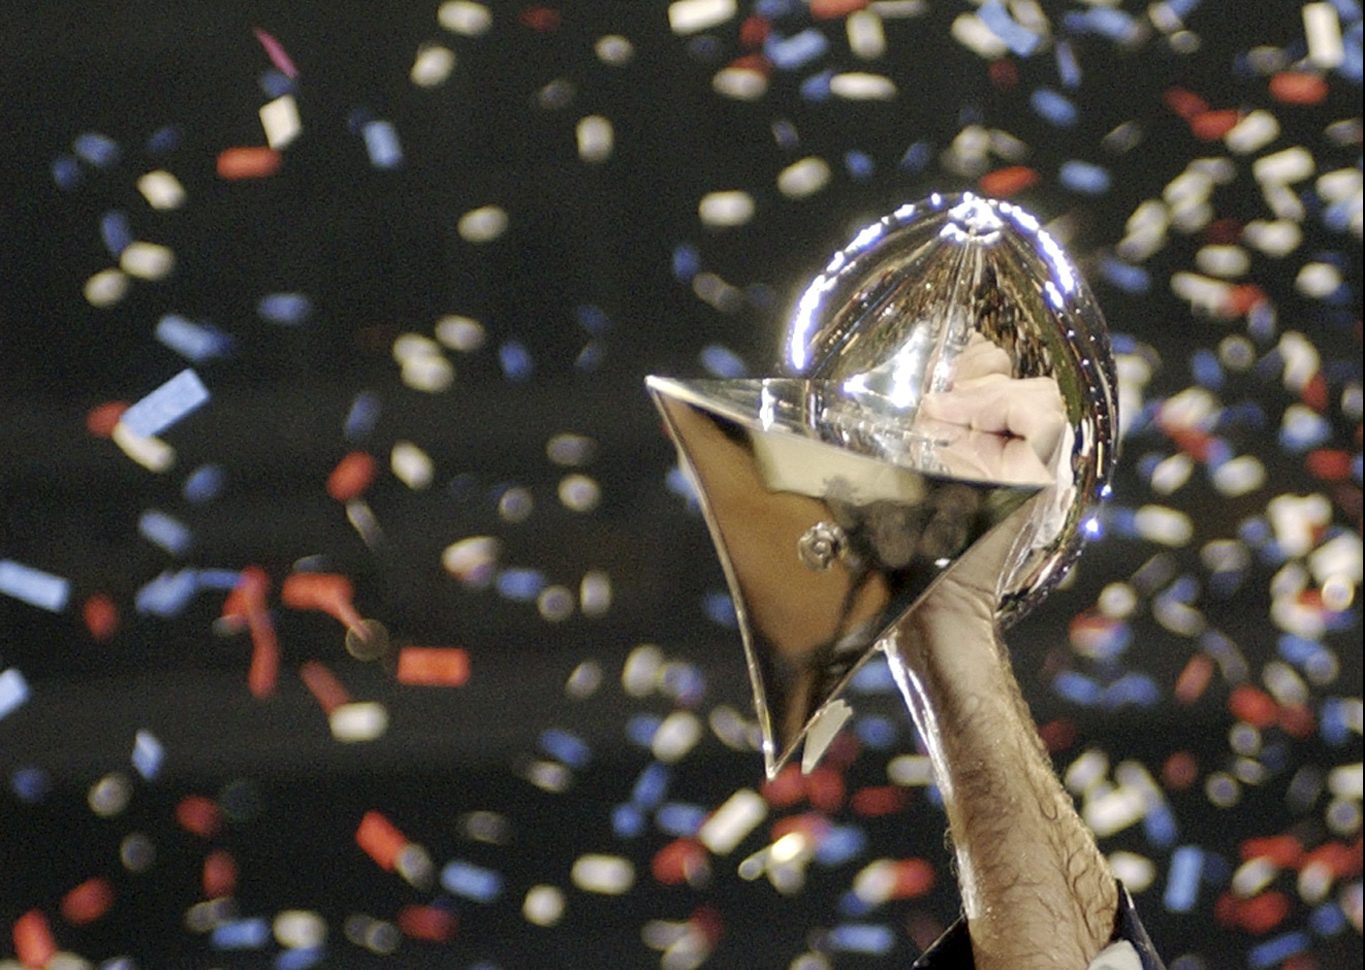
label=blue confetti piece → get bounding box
[495,568,545,601]
[838,890,874,918]
[196,569,244,590]
[755,0,797,18]
[498,340,534,381]
[1030,87,1079,127]
[575,340,605,372]
[121,368,210,438]
[844,150,875,180]
[1248,932,1309,969]
[799,70,833,102]
[139,509,192,556]
[1075,7,1138,41]
[626,713,662,747]
[146,125,182,154]
[0,560,71,612]
[656,802,707,837]
[1058,160,1111,195]
[539,728,592,769]
[611,802,645,838]
[1055,39,1081,87]
[343,391,381,442]
[661,662,705,701]
[701,589,737,628]
[1163,846,1203,912]
[699,343,746,378]
[258,292,314,326]
[100,210,133,257]
[440,860,503,902]
[899,141,932,173]
[1279,409,1331,452]
[183,464,227,504]
[978,0,1042,56]
[827,924,895,956]
[630,762,670,808]
[362,120,403,169]
[260,68,296,98]
[211,918,271,950]
[11,766,51,803]
[73,131,121,168]
[1167,0,1203,16]
[132,729,164,781]
[1103,672,1157,708]
[0,669,32,721]
[51,155,82,190]
[766,29,829,70]
[1053,670,1102,706]
[575,304,610,334]
[850,656,897,694]
[1143,804,1179,848]
[671,243,700,282]
[1309,901,1347,936]
[1320,698,1352,745]
[665,465,698,506]
[815,825,867,867]
[134,569,198,617]
[854,714,897,750]
[155,314,234,363]
[275,948,325,970]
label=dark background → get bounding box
[0,1,1360,967]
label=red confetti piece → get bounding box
[281,572,364,630]
[1302,839,1362,877]
[83,593,119,641]
[327,451,377,501]
[396,904,457,942]
[1189,109,1241,141]
[850,785,908,816]
[246,608,279,699]
[803,765,846,813]
[1228,684,1279,728]
[771,811,832,845]
[1278,703,1316,739]
[1241,834,1304,867]
[85,400,129,437]
[12,910,57,969]
[1302,371,1329,412]
[729,53,772,76]
[176,795,224,838]
[652,838,708,886]
[978,166,1039,197]
[253,28,299,78]
[1269,71,1329,105]
[1174,654,1214,704]
[1219,283,1268,318]
[1038,718,1077,753]
[356,810,408,870]
[395,647,471,687]
[1237,891,1292,934]
[887,858,936,898]
[689,905,725,947]
[60,877,114,925]
[300,660,351,715]
[1307,449,1354,481]
[203,849,238,898]
[1162,751,1200,790]
[1203,218,1244,244]
[1163,86,1209,120]
[760,764,806,808]
[216,147,283,180]
[989,58,1019,90]
[810,0,869,18]
[518,5,561,31]
[739,16,770,48]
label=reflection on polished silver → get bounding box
[647,193,1118,778]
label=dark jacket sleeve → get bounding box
[911,883,1165,970]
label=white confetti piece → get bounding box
[828,72,897,100]
[437,1,492,35]
[698,190,755,228]
[84,268,129,307]
[119,241,175,280]
[458,205,509,243]
[259,94,302,149]
[411,45,456,87]
[576,115,614,164]
[570,854,635,894]
[777,157,831,199]
[698,788,766,854]
[668,0,736,35]
[137,170,186,209]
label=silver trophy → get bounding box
[647,193,1117,778]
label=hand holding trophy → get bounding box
[649,195,1165,970]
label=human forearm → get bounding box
[887,606,1118,970]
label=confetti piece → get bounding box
[216,146,283,180]
[120,368,209,438]
[136,169,186,209]
[253,28,299,78]
[458,205,509,243]
[669,0,737,35]
[362,120,403,169]
[0,560,70,612]
[259,95,302,149]
[570,853,635,894]
[395,647,470,687]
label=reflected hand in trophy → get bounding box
[648,193,1117,778]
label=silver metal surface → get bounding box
[648,193,1118,777]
